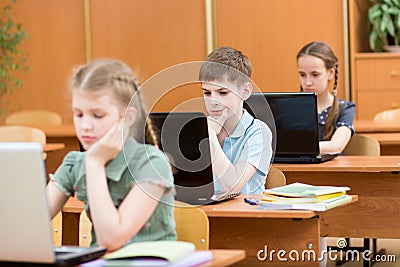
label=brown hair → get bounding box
[199,46,252,86]
[297,41,340,141]
[71,59,158,145]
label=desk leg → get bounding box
[208,217,320,266]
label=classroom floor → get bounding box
[326,238,400,267]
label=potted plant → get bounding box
[0,0,28,113]
[368,0,400,52]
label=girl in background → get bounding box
[297,41,356,154]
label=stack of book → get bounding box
[258,182,352,211]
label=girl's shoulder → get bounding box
[62,151,85,166]
[338,98,356,109]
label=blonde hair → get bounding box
[297,41,340,141]
[71,59,158,145]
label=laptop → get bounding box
[243,92,338,163]
[149,112,240,205]
[0,142,106,266]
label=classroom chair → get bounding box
[0,125,46,144]
[265,167,286,189]
[373,108,400,122]
[5,109,63,127]
[79,210,92,247]
[0,125,47,159]
[335,134,381,266]
[51,212,63,246]
[79,203,210,249]
[174,200,209,250]
[343,134,380,156]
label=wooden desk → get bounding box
[354,120,400,133]
[200,194,357,266]
[39,124,80,174]
[62,195,357,266]
[44,143,65,152]
[274,156,400,239]
[361,133,400,155]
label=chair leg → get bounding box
[332,238,372,266]
[370,238,387,267]
[363,238,370,267]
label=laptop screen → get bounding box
[149,112,215,204]
[244,92,320,157]
[0,142,106,265]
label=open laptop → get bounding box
[243,92,338,163]
[0,142,106,266]
[149,112,240,205]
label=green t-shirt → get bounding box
[52,137,176,247]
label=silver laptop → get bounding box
[149,112,241,205]
[0,142,106,266]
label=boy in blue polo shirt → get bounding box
[199,46,272,195]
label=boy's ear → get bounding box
[241,82,253,100]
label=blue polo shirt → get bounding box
[214,109,273,194]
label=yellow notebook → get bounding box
[262,191,346,203]
[258,194,352,212]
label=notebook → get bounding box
[149,112,241,205]
[243,92,338,163]
[0,142,106,266]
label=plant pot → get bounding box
[383,45,400,53]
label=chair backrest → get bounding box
[174,201,209,250]
[0,125,46,144]
[79,210,92,247]
[5,109,63,126]
[343,134,380,156]
[51,212,62,246]
[265,167,287,189]
[373,108,400,122]
[79,203,210,249]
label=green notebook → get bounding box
[103,241,195,266]
[263,182,350,197]
[258,194,353,211]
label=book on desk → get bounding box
[259,182,352,211]
[81,240,213,267]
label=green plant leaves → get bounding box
[0,0,28,97]
[368,0,400,51]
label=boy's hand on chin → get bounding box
[85,119,128,165]
[207,108,228,135]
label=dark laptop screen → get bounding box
[149,112,215,203]
[244,92,319,157]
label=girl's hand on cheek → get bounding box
[85,118,127,165]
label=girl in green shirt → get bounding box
[46,59,176,251]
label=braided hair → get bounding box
[71,59,158,145]
[297,41,340,141]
